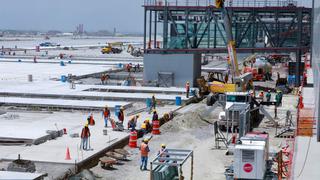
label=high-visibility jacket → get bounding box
[140,143,149,157]
[103,109,110,118]
[81,127,90,138]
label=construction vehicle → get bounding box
[101,43,123,54]
[127,44,143,57]
[242,55,272,81]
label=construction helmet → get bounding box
[161,144,166,148]
[153,109,157,113]
[85,123,88,127]
[143,138,149,142]
[187,81,190,84]
[105,105,108,108]
[136,114,140,118]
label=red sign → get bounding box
[243,163,253,173]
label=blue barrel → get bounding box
[68,60,72,64]
[61,75,67,82]
[146,98,152,108]
[175,96,182,106]
[118,63,123,68]
[60,61,65,66]
[115,105,121,116]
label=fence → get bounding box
[144,0,298,7]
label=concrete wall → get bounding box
[143,53,201,87]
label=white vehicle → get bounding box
[218,92,251,131]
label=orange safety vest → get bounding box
[103,110,110,117]
[89,115,95,125]
[140,143,149,157]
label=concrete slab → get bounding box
[0,97,131,110]
[0,103,180,164]
[0,61,115,82]
[0,81,190,102]
[0,171,45,180]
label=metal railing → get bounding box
[144,0,214,6]
[143,0,298,7]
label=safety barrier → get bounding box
[129,130,137,148]
[152,120,161,135]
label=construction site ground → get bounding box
[88,92,298,180]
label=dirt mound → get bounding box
[160,111,210,132]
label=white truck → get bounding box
[218,92,252,133]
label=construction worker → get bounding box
[266,90,271,102]
[100,74,106,85]
[151,95,157,111]
[141,121,147,136]
[81,123,91,150]
[128,114,139,131]
[275,92,281,107]
[279,91,283,106]
[185,81,190,98]
[158,144,169,162]
[87,113,95,126]
[102,106,111,127]
[258,91,264,100]
[152,110,158,121]
[140,138,150,170]
[118,107,124,124]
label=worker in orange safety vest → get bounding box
[140,138,150,170]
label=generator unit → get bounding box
[233,132,269,180]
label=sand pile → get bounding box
[161,102,222,132]
[160,111,209,132]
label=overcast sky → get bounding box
[0,0,144,33]
[0,0,313,33]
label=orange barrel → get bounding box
[152,120,160,135]
[129,130,137,148]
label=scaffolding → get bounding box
[150,149,193,180]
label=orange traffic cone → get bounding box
[65,147,71,160]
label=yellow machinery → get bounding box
[101,42,123,54]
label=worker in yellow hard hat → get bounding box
[158,143,169,162]
[128,114,139,131]
[140,138,150,170]
[81,123,91,150]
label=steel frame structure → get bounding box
[143,1,311,86]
